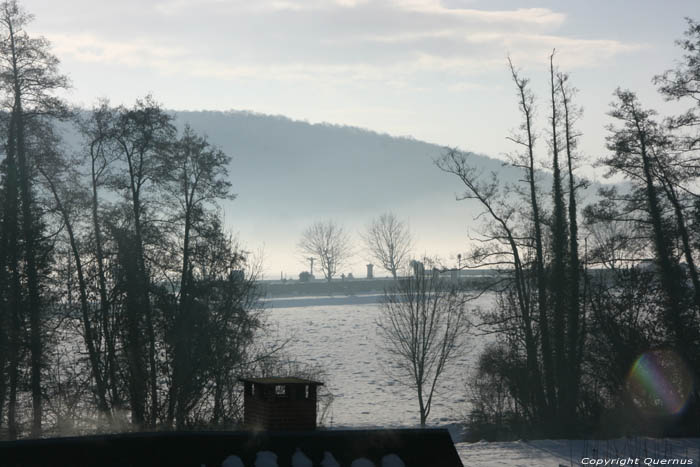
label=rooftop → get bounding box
[0,428,464,467]
[239,377,324,386]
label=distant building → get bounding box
[298,271,314,282]
[366,263,374,279]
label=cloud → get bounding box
[153,0,564,23]
[49,33,187,68]
[391,2,565,25]
[49,28,642,94]
[46,1,642,92]
[153,0,370,14]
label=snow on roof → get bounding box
[239,377,324,385]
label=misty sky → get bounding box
[20,0,700,277]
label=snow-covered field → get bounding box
[265,296,700,466]
[265,295,494,430]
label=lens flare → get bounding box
[626,350,694,416]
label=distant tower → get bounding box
[366,264,374,279]
[410,260,424,278]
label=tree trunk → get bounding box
[170,210,192,428]
[549,54,568,420]
[127,159,158,427]
[636,119,688,345]
[116,230,148,428]
[43,170,111,421]
[2,113,21,439]
[560,76,582,431]
[661,177,700,313]
[91,154,120,409]
[520,86,555,420]
[14,101,43,438]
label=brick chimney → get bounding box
[239,377,324,431]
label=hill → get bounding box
[168,110,525,277]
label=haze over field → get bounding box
[169,110,526,278]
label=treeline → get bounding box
[0,1,264,439]
[440,20,700,439]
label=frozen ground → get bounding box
[265,295,494,430]
[265,296,700,466]
[455,437,700,466]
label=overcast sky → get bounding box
[19,0,700,277]
[24,0,698,159]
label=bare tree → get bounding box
[77,101,121,411]
[112,95,175,428]
[297,220,352,282]
[435,148,547,422]
[36,129,113,423]
[0,0,69,437]
[159,125,234,429]
[362,212,412,279]
[505,57,556,417]
[377,269,470,426]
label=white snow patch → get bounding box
[221,455,245,467]
[381,453,405,467]
[255,450,278,467]
[321,451,341,467]
[264,298,494,428]
[292,448,313,467]
[351,458,376,467]
[455,438,700,467]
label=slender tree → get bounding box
[0,107,21,439]
[0,0,69,436]
[435,149,545,423]
[37,140,112,422]
[362,212,412,279]
[377,270,469,426]
[160,125,234,428]
[298,220,353,282]
[112,96,175,427]
[548,51,569,418]
[558,69,585,426]
[506,57,554,418]
[78,101,121,409]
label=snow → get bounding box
[350,459,376,467]
[321,451,341,467]
[254,451,278,467]
[455,438,700,466]
[291,448,312,467]
[264,297,700,466]
[221,455,245,467]
[265,296,493,429]
[381,454,406,466]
